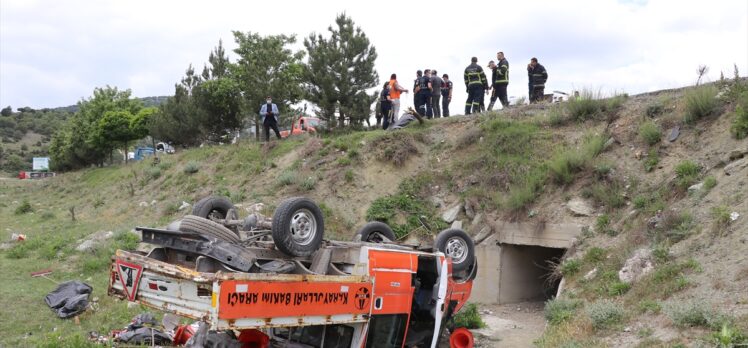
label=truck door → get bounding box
[429,258,449,348]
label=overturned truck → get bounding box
[109,196,477,347]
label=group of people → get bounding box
[377,53,548,128]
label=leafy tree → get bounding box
[303,14,379,127]
[1,106,11,116]
[193,77,243,142]
[232,31,305,139]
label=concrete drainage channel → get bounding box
[470,221,582,346]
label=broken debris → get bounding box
[44,280,93,319]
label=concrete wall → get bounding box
[469,221,582,304]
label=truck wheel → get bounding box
[434,228,475,273]
[271,197,324,257]
[354,222,396,243]
[191,196,236,221]
[179,215,241,243]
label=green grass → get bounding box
[183,161,200,174]
[684,85,720,123]
[586,300,625,330]
[643,148,659,172]
[560,259,582,276]
[638,120,661,146]
[584,247,606,263]
[14,200,33,214]
[544,298,582,325]
[731,92,748,139]
[674,160,700,190]
[711,205,732,232]
[452,303,486,329]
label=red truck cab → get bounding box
[280,116,321,138]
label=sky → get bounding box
[1,0,747,112]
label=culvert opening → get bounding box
[498,244,566,304]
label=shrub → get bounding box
[548,150,584,185]
[276,171,297,186]
[711,205,731,230]
[144,167,161,180]
[674,160,700,190]
[452,303,486,329]
[183,161,200,174]
[548,106,568,126]
[637,300,662,314]
[596,214,610,233]
[650,211,694,243]
[566,90,603,121]
[711,324,748,347]
[664,300,710,328]
[607,281,631,296]
[646,100,665,117]
[702,176,717,191]
[300,176,317,191]
[344,169,354,183]
[14,200,33,214]
[731,92,748,139]
[643,148,659,172]
[560,259,582,276]
[586,300,625,330]
[633,195,647,209]
[638,121,662,146]
[583,181,625,211]
[544,298,582,325]
[684,85,719,123]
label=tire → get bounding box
[434,228,475,273]
[354,221,396,243]
[191,196,236,221]
[179,215,241,243]
[271,197,325,257]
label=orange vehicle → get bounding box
[280,116,321,138]
[108,197,477,347]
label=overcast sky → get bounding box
[1,0,747,111]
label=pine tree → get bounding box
[304,14,379,127]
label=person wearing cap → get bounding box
[430,69,443,118]
[388,73,409,126]
[259,96,281,141]
[441,74,453,117]
[528,57,548,103]
[463,57,488,114]
[488,52,510,110]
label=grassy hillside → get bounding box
[1,80,747,346]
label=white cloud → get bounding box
[0,0,746,110]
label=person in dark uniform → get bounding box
[413,70,422,106]
[415,69,433,118]
[441,74,453,117]
[259,96,281,141]
[528,57,548,103]
[463,57,488,114]
[488,52,509,110]
[380,82,392,130]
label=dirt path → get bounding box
[473,301,546,347]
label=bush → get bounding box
[144,167,161,180]
[702,176,717,191]
[452,303,486,329]
[638,121,662,146]
[730,91,748,139]
[183,161,200,174]
[643,148,659,172]
[684,85,719,123]
[637,300,662,314]
[584,247,606,263]
[276,171,297,186]
[560,259,582,276]
[344,169,354,183]
[586,300,625,330]
[711,205,731,230]
[646,100,665,117]
[566,90,604,122]
[300,176,317,191]
[607,281,631,296]
[711,324,748,347]
[664,300,710,328]
[544,298,582,325]
[674,160,700,190]
[548,151,584,185]
[14,200,33,214]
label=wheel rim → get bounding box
[368,232,385,243]
[445,237,468,264]
[290,209,317,246]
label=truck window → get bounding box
[365,314,408,348]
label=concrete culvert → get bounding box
[497,244,566,303]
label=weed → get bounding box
[674,160,700,190]
[183,161,200,174]
[545,298,582,325]
[650,210,694,243]
[161,201,180,216]
[560,259,582,276]
[586,300,625,330]
[583,181,625,211]
[92,195,105,209]
[643,148,659,172]
[638,121,662,146]
[454,127,483,149]
[566,89,603,122]
[651,245,670,263]
[584,247,606,263]
[730,91,748,139]
[684,85,720,123]
[711,205,731,231]
[347,148,359,159]
[300,176,317,191]
[337,157,352,166]
[633,195,647,209]
[607,281,631,296]
[596,214,610,233]
[344,169,354,183]
[637,300,662,314]
[702,176,717,192]
[39,211,55,220]
[276,171,297,186]
[230,190,246,203]
[452,303,486,329]
[14,200,33,214]
[593,163,612,179]
[646,100,665,117]
[548,106,568,126]
[548,150,584,185]
[711,324,748,347]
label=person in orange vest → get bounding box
[388,74,409,125]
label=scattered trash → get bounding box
[115,312,173,346]
[730,212,740,221]
[44,280,93,319]
[178,201,191,210]
[10,233,26,241]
